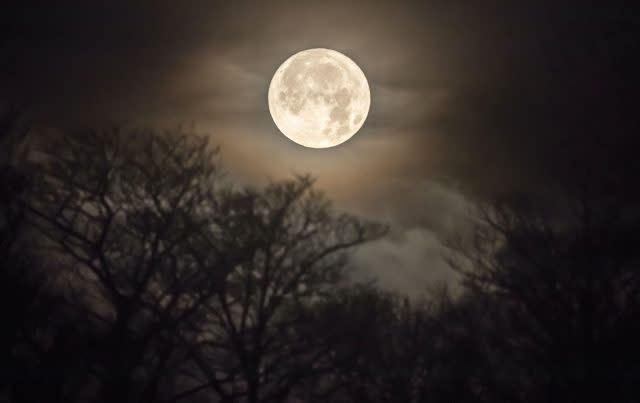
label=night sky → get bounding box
[3,1,639,295]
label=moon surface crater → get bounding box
[268,48,371,148]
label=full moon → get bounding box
[268,48,371,148]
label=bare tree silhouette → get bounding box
[298,285,495,403]
[6,107,638,403]
[1,105,91,403]
[21,127,234,403]
[12,126,385,403]
[448,183,640,403]
[175,177,386,403]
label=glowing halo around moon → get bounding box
[268,48,371,148]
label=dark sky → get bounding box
[3,1,639,295]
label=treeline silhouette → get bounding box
[1,108,640,403]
